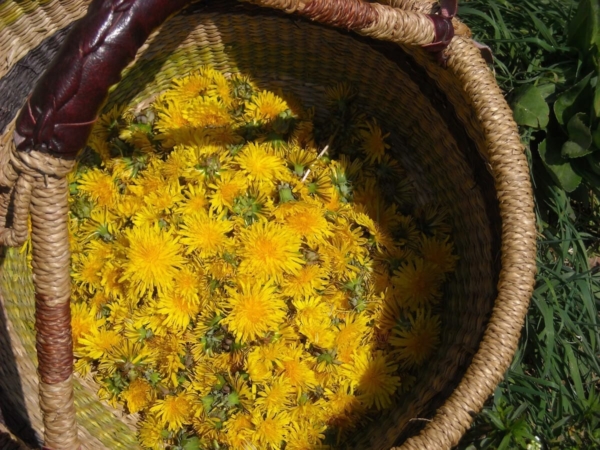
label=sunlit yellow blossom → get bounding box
[180,211,233,258]
[274,201,332,246]
[147,334,186,387]
[167,71,212,103]
[208,172,247,212]
[390,309,441,367]
[78,328,121,359]
[238,220,303,282]
[77,169,118,208]
[224,413,253,448]
[246,90,289,122]
[183,96,230,128]
[282,265,328,299]
[157,289,201,331]
[223,281,287,343]
[121,378,154,414]
[236,142,288,186]
[70,302,98,348]
[256,377,294,415]
[251,411,290,448]
[279,345,318,391]
[138,413,166,450]
[72,252,104,292]
[151,393,193,431]
[335,314,371,364]
[177,184,209,216]
[120,225,186,296]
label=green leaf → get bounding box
[554,73,593,126]
[562,113,593,158]
[568,0,600,57]
[538,138,582,192]
[510,85,550,128]
[182,436,201,450]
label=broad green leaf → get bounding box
[562,113,593,158]
[538,138,582,192]
[182,436,201,450]
[568,0,600,57]
[510,85,550,128]
[554,72,593,126]
[537,83,556,100]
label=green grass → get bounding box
[456,1,600,448]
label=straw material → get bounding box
[0,0,536,449]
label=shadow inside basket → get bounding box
[0,1,502,449]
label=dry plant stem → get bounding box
[301,144,330,182]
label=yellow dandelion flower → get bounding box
[70,303,98,348]
[77,169,118,208]
[78,328,121,360]
[246,341,287,381]
[151,392,193,431]
[120,378,155,414]
[154,99,192,148]
[173,266,202,302]
[390,309,441,367]
[167,71,213,103]
[255,377,294,415]
[415,204,452,237]
[392,258,445,309]
[419,235,458,274]
[246,90,289,122]
[72,252,104,292]
[222,281,287,343]
[293,296,331,324]
[359,120,390,164]
[100,262,124,301]
[279,345,318,392]
[325,382,362,421]
[157,289,201,331]
[120,224,186,296]
[183,96,230,128]
[147,334,187,386]
[138,413,166,450]
[208,172,247,212]
[282,265,328,299]
[251,411,290,448]
[343,350,400,410]
[325,82,357,106]
[224,413,253,449]
[274,201,332,246]
[235,142,288,186]
[176,184,209,216]
[179,211,233,258]
[238,220,304,282]
[392,214,421,248]
[91,104,124,137]
[335,314,371,364]
[143,182,184,213]
[298,318,336,349]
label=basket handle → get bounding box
[0,1,457,449]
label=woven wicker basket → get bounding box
[0,0,536,449]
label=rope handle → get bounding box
[0,0,460,448]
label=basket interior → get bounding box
[0,3,501,449]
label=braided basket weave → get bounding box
[0,0,536,449]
